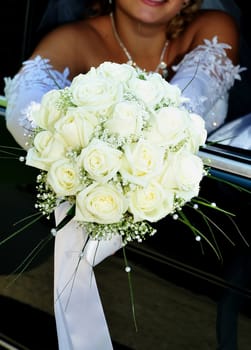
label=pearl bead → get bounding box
[51,228,57,236]
[159,61,167,69]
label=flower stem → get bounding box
[122,246,138,332]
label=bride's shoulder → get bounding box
[53,16,112,57]
[69,15,111,42]
[30,16,111,77]
[190,9,239,35]
[184,9,239,62]
[34,15,109,51]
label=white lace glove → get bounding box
[4,56,70,149]
[170,37,244,134]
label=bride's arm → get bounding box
[170,36,244,134]
[4,56,70,149]
[170,10,243,134]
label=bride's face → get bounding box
[115,0,186,25]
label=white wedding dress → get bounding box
[208,112,251,150]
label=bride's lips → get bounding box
[141,0,167,6]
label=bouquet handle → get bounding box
[54,203,121,350]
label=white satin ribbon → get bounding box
[54,203,122,350]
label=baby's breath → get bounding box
[65,149,80,160]
[35,171,57,218]
[79,169,93,187]
[56,88,75,112]
[169,136,189,152]
[81,214,156,244]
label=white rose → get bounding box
[47,158,81,196]
[32,89,63,130]
[186,113,207,153]
[96,62,137,83]
[145,106,189,147]
[162,81,184,106]
[105,101,144,138]
[128,73,167,108]
[120,139,165,186]
[70,72,122,114]
[54,106,98,149]
[159,150,204,200]
[26,130,66,171]
[127,181,174,222]
[75,183,128,224]
[78,139,122,183]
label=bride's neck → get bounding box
[111,10,168,60]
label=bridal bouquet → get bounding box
[24,61,207,244]
[4,61,245,350]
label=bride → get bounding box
[3,0,249,349]
[4,0,243,148]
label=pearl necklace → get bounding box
[110,12,169,79]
